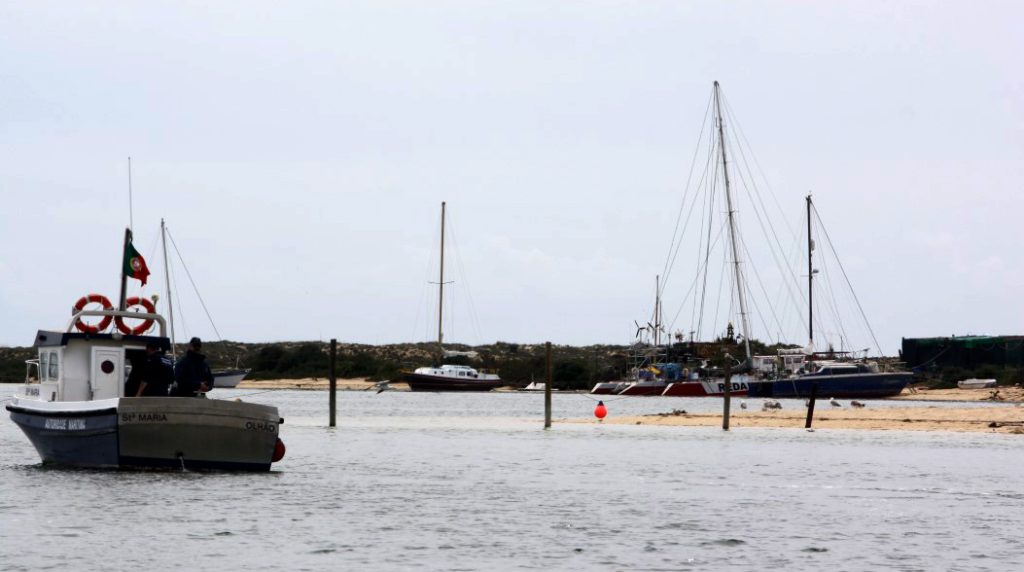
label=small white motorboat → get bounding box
[957,378,998,389]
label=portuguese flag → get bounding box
[123,239,150,285]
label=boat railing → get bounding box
[25,359,39,384]
[66,309,167,337]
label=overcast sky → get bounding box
[1,1,1020,354]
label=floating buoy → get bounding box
[272,438,286,462]
[594,401,607,420]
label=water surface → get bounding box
[2,390,1022,571]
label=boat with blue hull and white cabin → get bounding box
[5,227,286,471]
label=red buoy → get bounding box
[594,401,607,420]
[272,438,286,462]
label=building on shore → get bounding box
[901,336,1024,372]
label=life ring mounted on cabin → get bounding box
[73,293,114,334]
[114,296,157,335]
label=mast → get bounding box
[437,201,446,351]
[654,275,662,346]
[161,219,177,357]
[713,81,752,363]
[806,194,814,351]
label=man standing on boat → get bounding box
[174,337,214,397]
[136,341,175,397]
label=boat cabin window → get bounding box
[48,351,59,380]
[40,352,49,381]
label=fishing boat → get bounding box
[5,228,285,471]
[402,202,504,392]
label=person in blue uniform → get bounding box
[136,341,174,397]
[174,337,214,397]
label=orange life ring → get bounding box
[73,294,114,333]
[114,296,157,335]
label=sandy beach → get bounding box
[237,378,379,391]
[592,387,1024,434]
[233,380,1024,433]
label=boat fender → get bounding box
[272,438,286,463]
[114,296,157,335]
[73,293,114,333]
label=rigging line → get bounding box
[814,223,854,353]
[670,128,717,311]
[719,92,798,239]
[165,229,222,341]
[811,203,883,355]
[812,224,841,345]
[663,128,719,293]
[695,151,721,340]
[446,216,485,344]
[724,128,805,320]
[711,235,730,340]
[737,228,787,343]
[661,90,714,283]
[169,256,187,344]
[666,221,728,336]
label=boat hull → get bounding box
[212,368,250,389]
[6,397,281,471]
[662,377,750,397]
[617,381,669,396]
[402,372,503,392]
[590,382,627,395]
[746,372,912,399]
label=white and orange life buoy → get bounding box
[114,296,157,335]
[73,294,114,334]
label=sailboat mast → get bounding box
[713,81,752,362]
[161,219,177,357]
[437,201,446,350]
[806,194,814,351]
[654,275,661,347]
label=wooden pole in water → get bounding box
[329,338,337,427]
[804,380,818,429]
[544,342,552,428]
[722,358,732,431]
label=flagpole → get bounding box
[127,156,134,233]
[119,227,131,311]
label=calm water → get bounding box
[2,389,1023,571]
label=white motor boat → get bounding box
[212,368,251,388]
[957,378,998,389]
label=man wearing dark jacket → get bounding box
[136,341,174,397]
[174,337,214,396]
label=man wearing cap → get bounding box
[135,341,174,397]
[173,337,214,397]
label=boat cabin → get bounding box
[23,308,169,403]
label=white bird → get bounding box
[850,400,865,408]
[829,397,842,407]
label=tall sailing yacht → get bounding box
[402,202,503,392]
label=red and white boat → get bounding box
[661,375,751,397]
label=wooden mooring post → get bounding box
[722,359,732,431]
[804,380,818,429]
[329,338,337,427]
[544,341,552,429]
